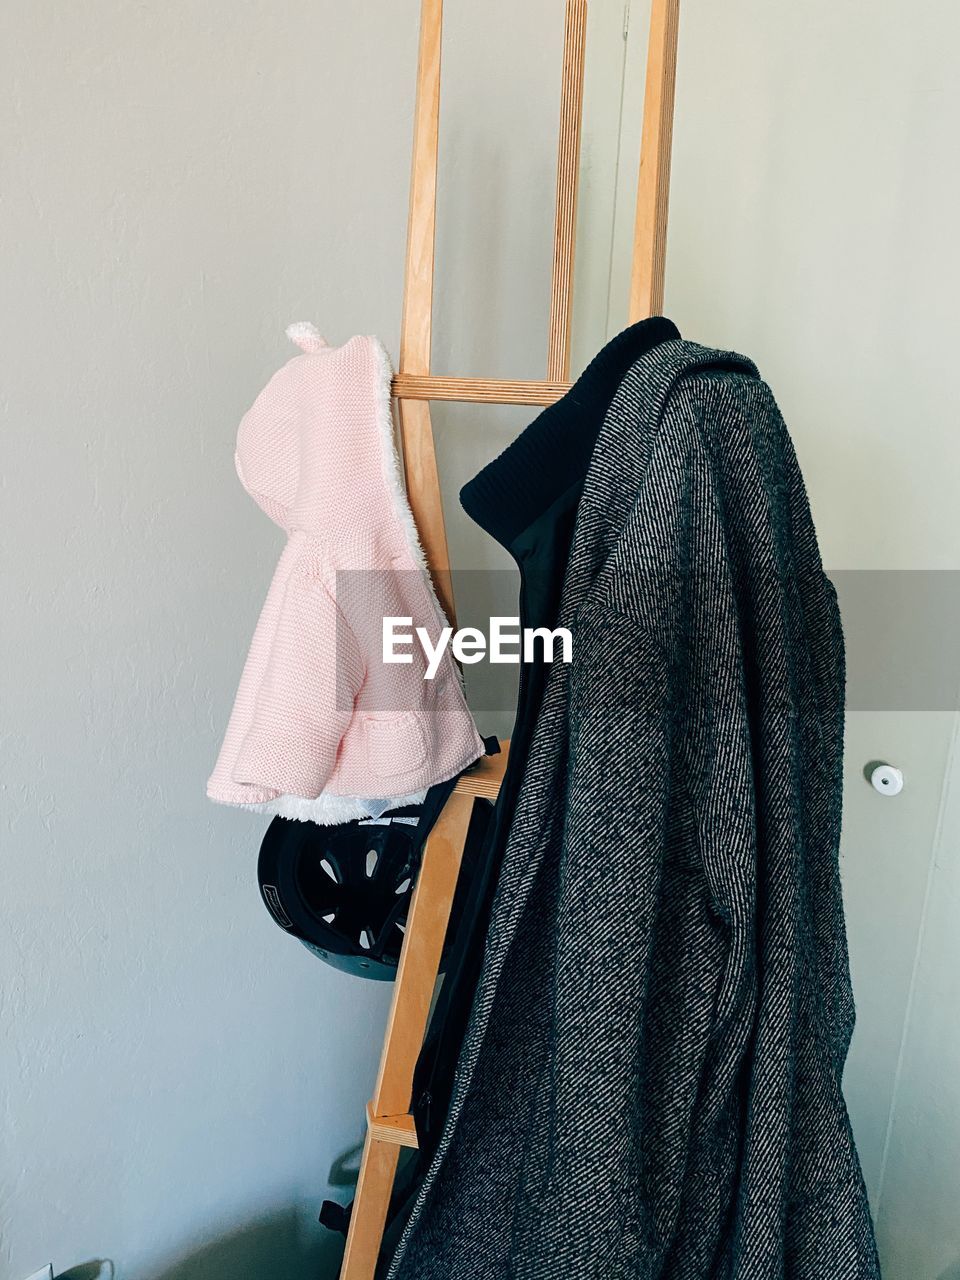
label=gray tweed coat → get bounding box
[387,340,880,1279]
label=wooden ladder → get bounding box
[339,3,680,1276]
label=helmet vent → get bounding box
[256,790,480,981]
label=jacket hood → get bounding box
[234,323,426,569]
[208,323,484,822]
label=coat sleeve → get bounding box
[232,554,365,798]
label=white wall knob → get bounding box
[870,764,904,796]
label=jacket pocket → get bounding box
[362,711,428,778]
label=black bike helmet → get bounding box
[257,781,493,980]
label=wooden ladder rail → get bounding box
[338,3,680,1277]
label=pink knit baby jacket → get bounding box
[207,324,485,823]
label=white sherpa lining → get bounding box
[368,338,430,578]
[245,788,427,825]
[368,338,457,628]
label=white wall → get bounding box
[877,724,960,1279]
[0,2,575,1277]
[0,3,412,1276]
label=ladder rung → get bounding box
[454,741,510,800]
[392,373,570,407]
[366,1103,420,1149]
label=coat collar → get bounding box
[560,339,759,620]
[460,318,680,554]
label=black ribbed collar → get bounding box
[459,317,680,551]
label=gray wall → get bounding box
[0,2,591,1278]
[0,3,412,1277]
[2,1,959,1278]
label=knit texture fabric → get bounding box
[208,326,485,824]
[387,339,880,1279]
